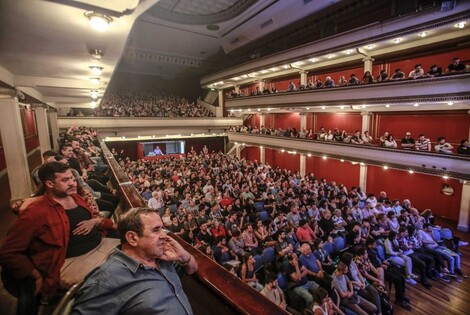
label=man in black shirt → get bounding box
[446,57,468,74]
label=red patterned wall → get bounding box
[306,156,360,189]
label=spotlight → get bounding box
[89,66,103,75]
[85,12,112,32]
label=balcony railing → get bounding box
[229,133,470,181]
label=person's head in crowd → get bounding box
[300,243,312,256]
[336,262,348,274]
[312,287,330,307]
[341,252,354,266]
[38,162,76,196]
[42,150,58,163]
[60,143,74,158]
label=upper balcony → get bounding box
[228,133,470,181]
[225,74,470,111]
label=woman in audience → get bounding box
[384,134,397,148]
[312,287,345,315]
[161,207,173,227]
[338,75,348,86]
[361,71,374,84]
[240,253,263,291]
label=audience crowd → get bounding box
[119,147,468,314]
[84,91,215,117]
[229,125,470,156]
[227,57,468,98]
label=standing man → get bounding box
[72,207,197,314]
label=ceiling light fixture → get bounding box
[326,54,335,59]
[361,105,366,109]
[85,12,112,32]
[418,31,428,38]
[309,58,318,62]
[447,101,454,106]
[454,21,467,29]
[344,49,353,55]
[383,166,389,170]
[90,90,99,99]
[90,77,100,85]
[89,49,104,60]
[366,44,375,49]
[413,103,419,107]
[281,149,285,152]
[260,70,269,74]
[89,66,103,75]
[321,106,326,110]
[408,170,414,174]
[340,105,345,109]
[340,159,344,162]
[443,175,449,179]
[307,153,312,157]
[393,38,403,43]
[385,104,390,108]
[322,156,327,160]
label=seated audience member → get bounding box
[324,76,335,88]
[241,223,260,254]
[332,262,377,315]
[350,130,364,144]
[333,128,343,142]
[338,75,347,86]
[228,229,245,259]
[415,134,431,151]
[261,273,287,310]
[361,71,374,84]
[315,78,324,89]
[240,253,263,291]
[0,162,120,304]
[390,68,405,80]
[408,64,424,79]
[434,137,454,154]
[341,253,382,313]
[306,80,315,89]
[153,146,164,155]
[298,82,306,90]
[366,239,411,310]
[376,69,388,82]
[384,231,418,284]
[418,224,467,279]
[213,237,232,264]
[286,252,319,307]
[311,287,345,315]
[400,132,415,149]
[428,64,442,77]
[379,131,389,147]
[446,56,468,74]
[296,219,316,245]
[384,134,397,148]
[299,244,332,290]
[288,81,297,91]
[313,239,336,274]
[457,139,470,155]
[348,74,360,85]
[71,207,197,314]
[362,131,373,145]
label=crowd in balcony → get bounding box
[227,57,468,98]
[118,147,468,314]
[90,91,215,117]
[229,125,470,156]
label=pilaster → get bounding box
[359,164,368,192]
[35,106,50,156]
[457,181,470,232]
[299,154,306,178]
[48,110,60,150]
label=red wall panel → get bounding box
[271,113,301,130]
[366,166,462,220]
[308,66,364,84]
[264,148,300,172]
[244,113,260,127]
[306,157,360,189]
[264,114,273,128]
[271,75,301,91]
[373,111,469,147]
[314,113,362,134]
[241,146,260,161]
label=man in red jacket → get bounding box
[0,162,118,306]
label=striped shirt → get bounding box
[416,137,431,151]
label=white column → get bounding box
[0,97,33,200]
[359,164,368,192]
[299,154,306,178]
[259,114,265,128]
[258,80,264,91]
[48,111,60,150]
[217,90,224,117]
[300,113,307,130]
[361,111,371,133]
[260,146,265,164]
[457,181,470,232]
[300,71,308,86]
[362,57,375,74]
[234,85,240,95]
[235,144,241,159]
[35,106,50,156]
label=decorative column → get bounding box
[457,181,470,232]
[260,146,265,164]
[235,144,241,159]
[48,110,60,150]
[258,80,265,92]
[35,106,50,156]
[299,70,308,86]
[361,111,372,133]
[234,85,240,95]
[217,90,224,117]
[359,164,368,192]
[259,113,265,128]
[299,154,306,178]
[362,57,375,74]
[0,94,33,201]
[300,113,307,131]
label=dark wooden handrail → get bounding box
[101,142,290,315]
